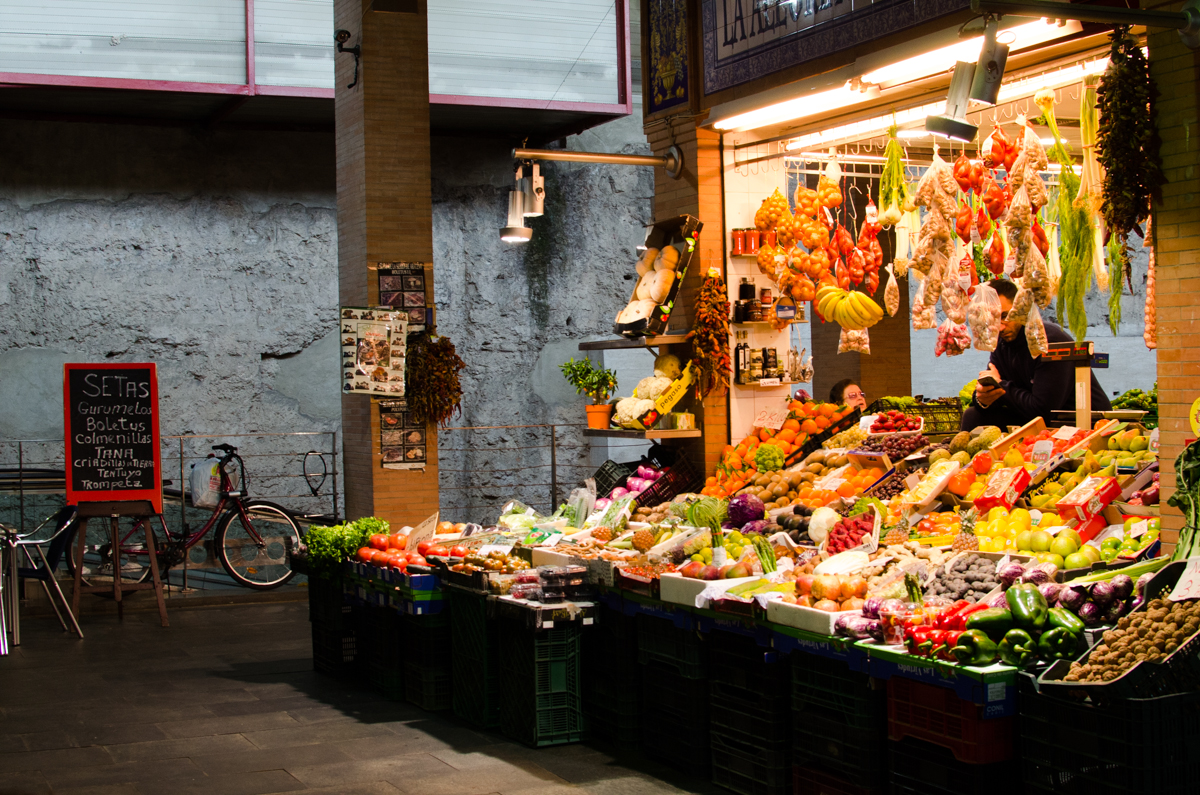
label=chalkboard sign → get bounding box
[63,363,162,512]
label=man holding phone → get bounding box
[961,280,1111,431]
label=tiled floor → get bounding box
[0,601,723,795]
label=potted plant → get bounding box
[559,357,619,429]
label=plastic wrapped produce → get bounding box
[911,275,937,330]
[1026,302,1049,356]
[884,263,900,316]
[935,318,971,356]
[919,248,949,310]
[1007,286,1034,327]
[838,327,871,354]
[940,275,968,324]
[967,283,1003,352]
[1024,243,1052,308]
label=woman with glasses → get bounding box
[830,379,867,412]
[962,279,1111,431]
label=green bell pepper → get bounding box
[951,629,999,666]
[1037,627,1082,660]
[1047,607,1085,634]
[1005,583,1048,632]
[998,628,1038,668]
[964,607,1014,642]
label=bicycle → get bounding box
[66,444,302,591]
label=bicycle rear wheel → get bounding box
[214,500,301,590]
[63,515,174,592]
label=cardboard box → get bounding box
[1057,476,1123,524]
[974,467,1032,513]
[633,361,696,429]
[613,215,703,339]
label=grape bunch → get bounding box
[856,433,930,459]
[873,468,926,499]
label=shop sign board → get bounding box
[63,363,162,513]
[700,0,969,94]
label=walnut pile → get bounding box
[1064,599,1200,683]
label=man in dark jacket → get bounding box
[961,280,1111,431]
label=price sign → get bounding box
[1129,520,1150,538]
[758,378,782,387]
[1030,440,1055,465]
[753,408,787,430]
[406,512,440,550]
[1167,558,1200,602]
[1150,428,1160,454]
[1052,426,1077,440]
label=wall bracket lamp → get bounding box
[512,144,684,180]
[334,30,361,89]
[970,0,1200,49]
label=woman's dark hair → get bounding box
[990,278,1019,302]
[830,378,858,404]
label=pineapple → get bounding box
[591,526,613,543]
[883,516,910,547]
[632,528,655,553]
[952,509,979,552]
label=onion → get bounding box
[1038,582,1063,605]
[1110,574,1134,601]
[1078,601,1103,626]
[1022,568,1051,586]
[610,487,629,499]
[626,477,648,493]
[998,563,1026,587]
[1128,595,1145,614]
[813,599,841,613]
[594,498,611,511]
[1058,586,1088,613]
[1090,581,1117,607]
[861,597,884,619]
[636,465,655,480]
[1136,572,1155,598]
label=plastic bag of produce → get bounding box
[911,274,937,330]
[967,282,1003,352]
[1023,242,1052,308]
[1026,302,1050,357]
[935,318,971,357]
[1006,286,1034,327]
[919,248,949,310]
[940,274,968,324]
[838,327,871,354]
[884,263,900,316]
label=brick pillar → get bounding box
[335,0,439,527]
[647,120,729,473]
[1147,3,1200,553]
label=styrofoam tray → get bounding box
[861,414,925,438]
[766,599,856,636]
[659,572,758,607]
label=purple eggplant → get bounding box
[1022,568,1052,586]
[836,614,880,640]
[1058,585,1089,613]
[988,591,1011,609]
[1038,582,1063,605]
[1127,595,1145,614]
[861,597,884,620]
[998,563,1026,587]
[1136,572,1155,598]
[1090,581,1117,608]
[1104,599,1125,624]
[1078,600,1104,627]
[1109,574,1134,602]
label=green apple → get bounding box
[1102,537,1123,550]
[1100,547,1119,561]
[1063,552,1092,570]
[1016,530,1034,551]
[1043,553,1065,569]
[1059,528,1083,549]
[1080,544,1101,564]
[1050,535,1078,558]
[1030,529,1053,553]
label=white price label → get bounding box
[1004,254,1017,276]
[753,408,788,430]
[1150,428,1160,453]
[1129,520,1150,538]
[1031,440,1055,465]
[479,543,514,556]
[1053,426,1077,441]
[970,227,982,246]
[759,378,782,387]
[1167,558,1200,602]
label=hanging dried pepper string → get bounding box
[405,332,466,427]
[687,269,731,399]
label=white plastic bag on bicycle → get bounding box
[190,459,221,508]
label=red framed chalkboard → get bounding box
[63,363,163,513]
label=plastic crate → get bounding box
[886,678,1014,764]
[786,407,864,467]
[311,622,357,678]
[792,653,888,789]
[636,613,707,679]
[499,622,584,747]
[308,575,352,629]
[400,611,452,668]
[1019,685,1200,794]
[592,459,637,499]
[707,634,790,698]
[710,726,792,795]
[793,765,884,795]
[887,738,1007,795]
[403,661,452,711]
[635,455,702,508]
[869,398,963,437]
[356,605,405,698]
[449,588,500,729]
[639,659,710,773]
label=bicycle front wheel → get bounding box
[63,515,173,592]
[214,500,301,590]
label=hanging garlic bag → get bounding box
[911,274,936,330]
[884,263,900,316]
[935,318,972,357]
[838,327,871,355]
[940,275,968,324]
[1026,302,1050,357]
[1007,286,1035,328]
[967,283,1003,352]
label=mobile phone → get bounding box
[978,375,999,388]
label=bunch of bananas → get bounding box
[816,285,884,330]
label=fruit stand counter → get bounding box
[860,641,1017,718]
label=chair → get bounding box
[0,506,85,649]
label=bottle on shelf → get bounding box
[749,347,763,381]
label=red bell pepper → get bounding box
[904,626,937,657]
[936,630,965,661]
[937,601,993,631]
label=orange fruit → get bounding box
[783,419,801,432]
[777,429,797,443]
[836,482,857,498]
[815,417,830,430]
[819,403,836,417]
[800,419,819,435]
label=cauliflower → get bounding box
[653,353,682,380]
[635,376,672,401]
[615,397,656,429]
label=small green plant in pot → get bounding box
[560,357,618,429]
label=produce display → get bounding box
[1064,597,1198,683]
[869,411,922,434]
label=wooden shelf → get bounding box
[733,379,796,389]
[583,428,702,440]
[578,334,689,351]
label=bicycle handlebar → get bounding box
[212,443,237,453]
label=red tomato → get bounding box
[426,545,449,558]
[369,534,389,551]
[416,540,433,556]
[407,555,428,567]
[387,533,408,550]
[405,551,425,564]
[449,545,469,558]
[368,549,391,566]
[356,546,375,563]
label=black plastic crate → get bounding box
[708,634,790,698]
[403,661,452,711]
[400,611,452,668]
[639,659,710,773]
[592,459,636,499]
[312,621,357,678]
[635,455,702,509]
[584,703,641,752]
[887,738,1006,795]
[636,613,707,679]
[793,764,883,795]
[710,726,791,795]
[308,575,352,629]
[499,622,584,747]
[792,653,888,790]
[449,587,500,729]
[1020,686,1200,794]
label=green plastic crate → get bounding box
[404,661,452,711]
[499,622,583,747]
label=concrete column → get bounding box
[1148,4,1200,553]
[335,0,439,527]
